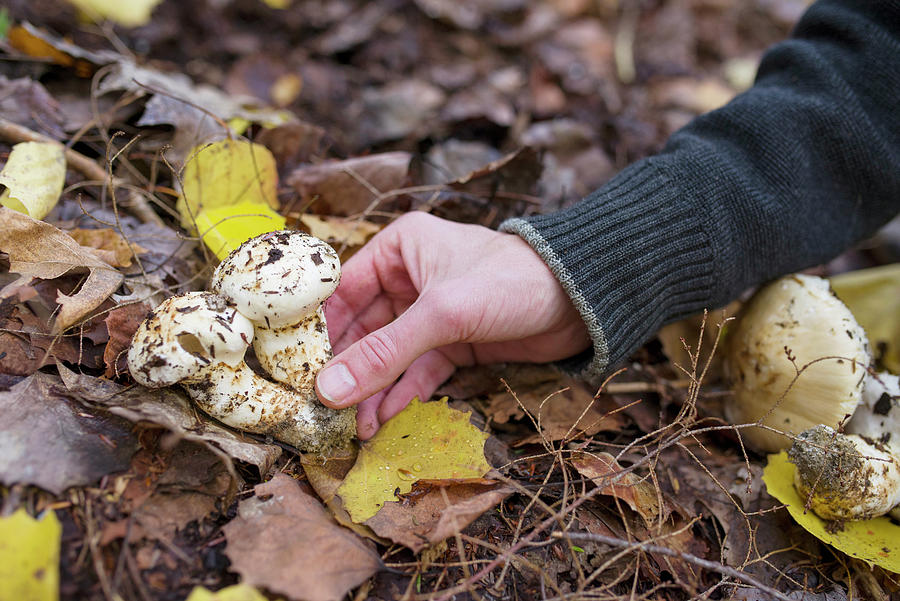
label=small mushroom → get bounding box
[723,274,870,452]
[209,230,341,397]
[127,291,355,453]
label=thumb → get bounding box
[315,298,450,408]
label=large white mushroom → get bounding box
[127,291,355,453]
[724,273,900,520]
[723,274,870,453]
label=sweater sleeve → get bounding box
[500,0,900,382]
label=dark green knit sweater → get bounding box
[501,0,900,381]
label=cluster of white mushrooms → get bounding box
[724,274,900,521]
[127,231,356,454]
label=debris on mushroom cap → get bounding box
[210,230,341,328]
[724,274,870,452]
[788,424,900,520]
[127,291,254,388]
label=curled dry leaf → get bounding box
[570,451,667,525]
[223,474,382,601]
[365,478,513,552]
[102,302,151,378]
[0,208,124,333]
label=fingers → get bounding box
[376,349,458,424]
[355,390,387,440]
[316,296,453,408]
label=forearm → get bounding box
[502,0,900,381]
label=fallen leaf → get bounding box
[830,263,900,373]
[0,208,124,333]
[358,80,445,145]
[103,302,151,378]
[57,365,281,474]
[223,474,382,601]
[299,215,382,250]
[485,377,627,444]
[63,0,163,26]
[66,228,147,268]
[104,443,238,544]
[764,452,900,573]
[186,584,277,601]
[0,373,137,494]
[287,152,411,217]
[570,452,666,525]
[365,479,512,552]
[0,304,102,376]
[255,122,326,174]
[194,201,287,260]
[179,139,279,226]
[178,140,285,258]
[0,509,61,601]
[0,141,66,220]
[337,397,491,522]
[0,75,65,139]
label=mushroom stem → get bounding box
[183,360,356,452]
[251,304,332,396]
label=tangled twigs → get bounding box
[0,117,164,227]
[551,531,793,601]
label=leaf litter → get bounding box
[1,1,899,600]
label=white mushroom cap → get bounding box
[127,291,254,388]
[724,274,870,452]
[210,230,341,329]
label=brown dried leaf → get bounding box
[66,228,147,268]
[0,208,124,333]
[0,304,101,375]
[365,478,512,552]
[56,364,281,474]
[486,376,627,444]
[223,474,382,601]
[103,302,151,378]
[287,152,411,217]
[0,372,137,494]
[570,451,667,525]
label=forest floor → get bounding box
[1,0,899,600]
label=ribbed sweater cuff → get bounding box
[500,159,717,382]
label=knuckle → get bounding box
[355,332,399,373]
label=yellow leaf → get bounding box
[178,139,279,230]
[0,508,61,601]
[337,398,491,523]
[261,0,292,8]
[194,202,287,260]
[64,0,163,26]
[763,452,900,572]
[830,264,900,373]
[185,584,278,601]
[0,142,65,220]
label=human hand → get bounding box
[315,212,591,439]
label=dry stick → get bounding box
[550,531,793,601]
[0,117,164,227]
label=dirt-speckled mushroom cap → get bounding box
[210,230,341,328]
[127,291,255,388]
[724,274,870,452]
